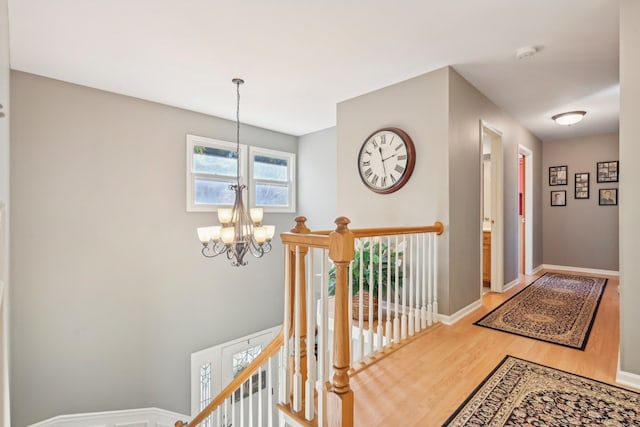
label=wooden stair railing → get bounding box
[175,330,285,427]
[178,216,444,427]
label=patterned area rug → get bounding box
[443,356,640,426]
[474,272,607,349]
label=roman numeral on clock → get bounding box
[364,168,373,178]
[394,165,405,174]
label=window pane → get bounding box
[193,145,238,176]
[256,183,289,206]
[194,178,235,205]
[254,155,288,182]
[232,344,263,377]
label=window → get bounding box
[249,147,296,212]
[186,134,247,212]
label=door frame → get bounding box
[480,121,504,293]
[518,144,534,274]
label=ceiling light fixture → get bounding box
[515,46,538,60]
[196,78,275,266]
[551,111,587,126]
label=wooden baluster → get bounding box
[348,261,354,365]
[280,244,291,405]
[327,217,355,427]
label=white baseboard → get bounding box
[529,264,544,275]
[617,369,640,391]
[541,264,619,277]
[438,299,482,326]
[503,277,520,292]
[29,407,189,427]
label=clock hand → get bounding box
[382,153,396,162]
[378,147,388,178]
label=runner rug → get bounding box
[443,356,640,426]
[474,272,607,350]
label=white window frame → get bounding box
[249,146,296,213]
[186,134,247,212]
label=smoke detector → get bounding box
[515,46,538,60]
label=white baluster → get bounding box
[240,379,244,427]
[305,248,316,421]
[268,356,273,427]
[414,233,421,333]
[367,237,374,355]
[376,238,383,351]
[258,367,263,427]
[393,235,400,344]
[316,249,329,427]
[293,246,302,413]
[224,397,228,427]
[357,240,365,361]
[280,245,291,404]
[421,233,428,329]
[249,372,253,427]
[231,391,236,427]
[385,235,392,346]
[408,234,415,337]
[348,261,354,365]
[433,235,439,323]
[427,233,434,326]
[401,235,408,341]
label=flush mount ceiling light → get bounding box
[515,46,538,60]
[552,111,587,126]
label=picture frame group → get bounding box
[597,161,619,183]
[575,172,589,199]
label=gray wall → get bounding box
[336,67,543,315]
[0,0,10,423]
[336,69,452,312]
[10,72,296,426]
[297,127,337,230]
[447,69,542,312]
[542,133,619,271]
[619,0,640,378]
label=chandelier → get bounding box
[196,78,275,266]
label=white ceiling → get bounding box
[7,0,620,141]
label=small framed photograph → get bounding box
[574,172,589,199]
[597,161,619,183]
[599,188,618,206]
[549,165,568,186]
[550,190,566,206]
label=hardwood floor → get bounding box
[349,270,623,427]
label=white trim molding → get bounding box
[503,277,520,292]
[530,264,544,275]
[28,407,189,427]
[541,264,620,277]
[438,299,482,326]
[617,369,640,391]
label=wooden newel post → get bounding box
[290,216,311,411]
[328,216,355,427]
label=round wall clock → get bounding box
[357,127,416,194]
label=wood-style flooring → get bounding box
[349,270,624,427]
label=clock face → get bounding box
[357,128,416,194]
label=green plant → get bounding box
[328,240,403,299]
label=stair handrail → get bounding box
[310,222,444,238]
[175,329,285,427]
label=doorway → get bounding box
[518,145,533,275]
[480,122,504,294]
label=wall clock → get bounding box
[357,127,416,194]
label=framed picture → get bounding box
[574,172,589,199]
[597,161,619,183]
[599,188,618,206]
[549,165,568,186]
[550,190,566,206]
